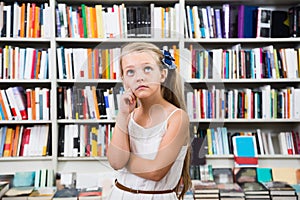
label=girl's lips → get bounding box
[136,85,148,90]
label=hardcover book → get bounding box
[261,181,296,196]
[271,10,289,38]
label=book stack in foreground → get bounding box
[192,180,219,200]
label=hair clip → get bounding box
[161,50,177,70]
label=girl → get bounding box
[107,42,191,200]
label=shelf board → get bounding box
[56,37,180,43]
[0,156,53,161]
[186,78,300,84]
[190,119,300,123]
[184,37,300,43]
[206,155,300,159]
[0,79,51,83]
[58,119,116,123]
[0,37,50,43]
[0,120,52,124]
[57,79,122,84]
[58,157,107,161]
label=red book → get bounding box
[31,49,37,79]
[19,128,31,156]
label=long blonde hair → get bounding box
[119,42,191,199]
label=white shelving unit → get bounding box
[0,0,299,176]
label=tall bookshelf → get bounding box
[0,0,299,180]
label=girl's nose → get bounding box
[135,70,145,82]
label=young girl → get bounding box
[107,42,191,199]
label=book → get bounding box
[271,10,289,38]
[234,167,257,183]
[3,186,34,200]
[239,181,270,195]
[212,168,234,184]
[0,182,10,199]
[52,188,78,200]
[256,168,273,183]
[232,135,258,167]
[27,187,56,200]
[261,181,296,196]
[217,182,245,197]
[78,187,102,200]
[256,7,272,38]
[192,180,219,195]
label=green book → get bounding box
[81,4,88,38]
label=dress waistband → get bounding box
[115,179,176,195]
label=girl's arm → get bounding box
[107,113,131,170]
[107,89,136,170]
[126,109,190,181]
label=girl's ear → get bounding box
[160,69,168,83]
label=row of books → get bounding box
[186,85,300,120]
[185,4,300,39]
[0,87,50,121]
[0,46,49,80]
[57,86,122,120]
[191,126,300,158]
[0,2,51,38]
[0,170,112,200]
[56,45,300,81]
[55,3,180,39]
[187,45,300,80]
[58,124,113,157]
[57,47,120,80]
[0,124,50,157]
[56,45,179,80]
[191,167,300,200]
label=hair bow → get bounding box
[161,50,177,70]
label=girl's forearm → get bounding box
[107,114,131,169]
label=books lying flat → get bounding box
[52,188,78,200]
[193,180,219,193]
[27,187,56,200]
[261,181,296,196]
[2,186,34,200]
[239,181,269,195]
[271,196,297,200]
[0,182,10,199]
[217,183,245,197]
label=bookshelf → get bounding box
[0,0,299,184]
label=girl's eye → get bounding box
[144,66,152,73]
[126,69,134,76]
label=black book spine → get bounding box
[57,86,65,119]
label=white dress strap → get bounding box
[166,108,180,122]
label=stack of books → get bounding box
[218,183,245,200]
[192,180,219,200]
[261,181,297,200]
[234,167,270,199]
[239,182,270,199]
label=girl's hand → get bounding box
[119,88,137,115]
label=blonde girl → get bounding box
[107,42,191,200]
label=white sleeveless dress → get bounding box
[107,108,188,200]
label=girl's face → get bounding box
[121,51,167,99]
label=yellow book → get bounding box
[91,127,98,157]
[95,5,104,38]
[161,7,165,38]
[3,128,13,157]
[206,128,213,155]
[91,86,100,119]
[172,45,180,70]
